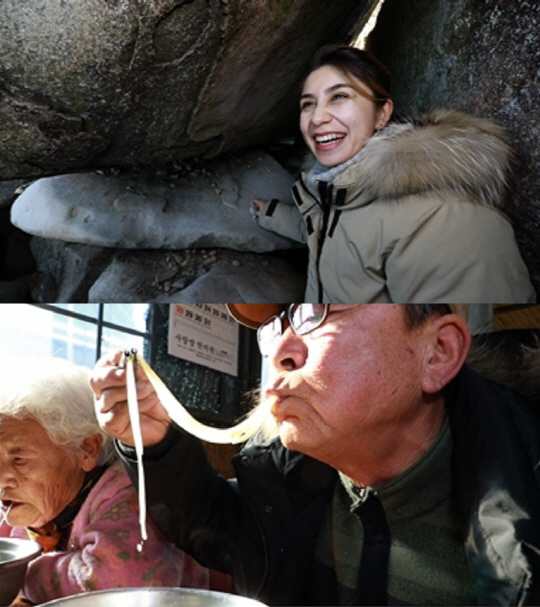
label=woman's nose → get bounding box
[311,104,331,126]
[269,328,308,372]
[0,463,16,489]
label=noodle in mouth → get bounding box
[0,501,13,527]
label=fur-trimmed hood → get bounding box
[305,109,513,209]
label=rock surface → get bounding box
[88,248,306,303]
[11,150,299,252]
[0,0,375,180]
[0,180,28,209]
[368,0,540,295]
[28,239,306,303]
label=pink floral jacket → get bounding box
[0,460,209,604]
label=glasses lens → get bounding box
[257,315,283,357]
[289,304,328,335]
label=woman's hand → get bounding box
[90,350,171,448]
[249,198,267,218]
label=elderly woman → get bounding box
[0,357,209,605]
[251,45,535,303]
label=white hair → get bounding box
[0,357,116,466]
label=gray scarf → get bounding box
[305,146,366,187]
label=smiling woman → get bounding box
[251,44,535,304]
[298,52,392,168]
[298,68,391,167]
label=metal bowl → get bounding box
[0,537,42,605]
[40,588,267,607]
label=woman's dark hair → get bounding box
[302,44,392,107]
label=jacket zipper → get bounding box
[314,183,347,302]
[351,485,375,509]
[316,181,332,302]
[251,502,270,598]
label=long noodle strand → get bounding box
[135,353,268,445]
[123,349,268,548]
[125,351,147,551]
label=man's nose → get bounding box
[269,328,308,372]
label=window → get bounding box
[0,304,151,369]
[0,304,260,425]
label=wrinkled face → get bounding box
[0,416,87,528]
[300,65,386,167]
[263,305,432,465]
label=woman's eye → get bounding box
[13,457,27,466]
[300,100,315,111]
[331,92,348,101]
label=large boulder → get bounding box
[11,150,299,252]
[0,0,375,180]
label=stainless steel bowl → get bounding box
[40,588,267,607]
[0,537,42,605]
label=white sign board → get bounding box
[168,304,239,376]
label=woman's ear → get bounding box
[377,98,394,128]
[422,314,471,395]
[79,433,103,472]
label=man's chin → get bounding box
[279,420,303,450]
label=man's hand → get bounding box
[90,350,171,447]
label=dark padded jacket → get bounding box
[119,365,540,605]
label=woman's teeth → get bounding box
[315,134,345,144]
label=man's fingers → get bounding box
[95,379,154,413]
[95,349,124,369]
[96,385,128,414]
[90,351,129,399]
[91,353,171,447]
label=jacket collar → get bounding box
[300,109,511,211]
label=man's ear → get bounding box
[422,314,471,394]
[79,433,103,472]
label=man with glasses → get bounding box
[90,304,540,606]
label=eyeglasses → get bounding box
[256,304,330,357]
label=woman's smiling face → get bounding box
[300,64,391,168]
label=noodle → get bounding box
[135,353,268,445]
[124,351,147,551]
[0,503,12,527]
[123,349,268,548]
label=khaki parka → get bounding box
[257,110,535,303]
